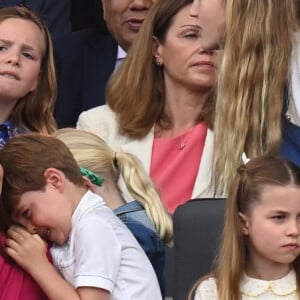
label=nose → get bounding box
[189,0,200,18]
[129,0,153,10]
[5,49,20,66]
[25,223,37,234]
[286,220,300,237]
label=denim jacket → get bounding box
[114,201,165,295]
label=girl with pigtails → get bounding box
[53,127,172,293]
[190,156,300,299]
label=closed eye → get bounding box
[22,209,31,220]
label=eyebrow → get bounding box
[0,38,40,53]
[180,24,201,29]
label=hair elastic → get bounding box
[80,167,104,186]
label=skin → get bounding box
[155,4,220,92]
[0,18,44,123]
[154,4,221,136]
[190,0,226,50]
[240,185,300,280]
[6,168,109,300]
[101,0,157,51]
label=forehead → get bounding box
[252,185,300,211]
[0,17,45,51]
[168,4,199,31]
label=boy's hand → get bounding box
[6,225,49,274]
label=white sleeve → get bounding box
[291,32,300,119]
[73,215,122,292]
[193,277,218,300]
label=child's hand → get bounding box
[6,225,49,274]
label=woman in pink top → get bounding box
[77,0,222,213]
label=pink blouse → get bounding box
[150,122,208,214]
[0,234,47,300]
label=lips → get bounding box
[125,18,144,31]
[193,61,216,68]
[283,243,299,250]
[0,71,20,80]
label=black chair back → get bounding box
[173,198,226,300]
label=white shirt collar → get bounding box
[240,269,297,297]
[117,45,127,60]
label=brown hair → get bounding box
[0,133,84,225]
[1,6,57,134]
[190,156,300,299]
[106,0,216,138]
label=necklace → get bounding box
[179,127,194,150]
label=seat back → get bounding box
[173,198,226,300]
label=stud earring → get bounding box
[155,59,163,67]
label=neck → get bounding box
[94,182,125,210]
[245,255,291,280]
[160,82,211,137]
[0,98,19,124]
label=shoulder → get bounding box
[77,105,117,130]
[77,105,119,142]
[194,277,218,300]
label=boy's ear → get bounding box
[44,168,64,191]
[239,212,250,235]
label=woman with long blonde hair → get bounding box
[190,0,300,194]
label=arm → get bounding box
[6,226,109,300]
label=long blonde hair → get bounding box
[2,6,57,134]
[189,156,300,300]
[53,128,173,244]
[213,0,298,193]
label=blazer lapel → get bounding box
[121,128,154,173]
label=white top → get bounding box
[50,191,162,300]
[194,269,297,300]
[287,32,300,126]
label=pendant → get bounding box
[180,142,185,150]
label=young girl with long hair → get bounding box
[190,156,300,299]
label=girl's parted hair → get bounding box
[216,156,300,300]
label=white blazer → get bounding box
[77,105,216,199]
